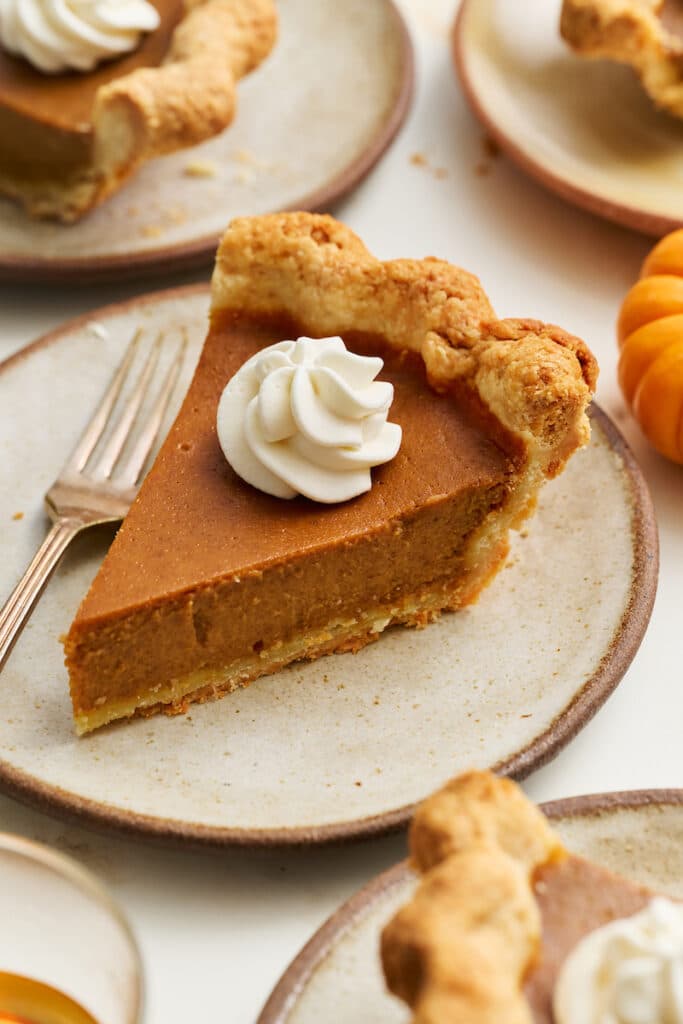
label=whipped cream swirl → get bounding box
[217,336,402,504]
[0,0,160,73]
[555,898,683,1024]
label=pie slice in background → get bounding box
[0,0,277,220]
[382,771,667,1024]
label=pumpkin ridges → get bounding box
[617,275,683,346]
[633,344,683,462]
[619,315,683,407]
[641,229,683,279]
[619,228,683,464]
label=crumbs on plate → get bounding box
[183,160,218,179]
[410,152,448,179]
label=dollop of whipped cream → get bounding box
[217,336,402,504]
[0,0,160,73]
[554,898,683,1024]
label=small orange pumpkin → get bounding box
[618,229,683,464]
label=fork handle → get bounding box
[0,519,82,673]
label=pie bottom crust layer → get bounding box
[63,213,597,733]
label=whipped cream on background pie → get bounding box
[0,0,161,73]
[555,898,683,1023]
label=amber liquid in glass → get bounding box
[0,972,99,1024]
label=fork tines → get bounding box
[66,327,187,489]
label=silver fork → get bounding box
[0,327,187,672]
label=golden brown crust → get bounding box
[212,212,598,478]
[92,0,276,201]
[409,771,563,874]
[381,772,565,1024]
[560,0,683,118]
[95,0,277,163]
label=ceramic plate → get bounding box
[454,0,683,236]
[257,790,683,1022]
[0,287,657,847]
[0,0,412,284]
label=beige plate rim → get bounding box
[256,788,683,1023]
[0,284,659,849]
[453,0,682,238]
[0,0,413,286]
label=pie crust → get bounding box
[382,772,563,1023]
[212,214,597,484]
[560,0,683,119]
[64,213,597,733]
[0,0,277,220]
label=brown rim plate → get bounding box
[0,285,658,848]
[454,0,683,237]
[0,0,413,284]
[257,789,683,1022]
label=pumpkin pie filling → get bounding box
[526,855,655,1022]
[65,315,516,731]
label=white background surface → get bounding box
[0,1,680,1021]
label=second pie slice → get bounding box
[0,0,277,220]
[63,212,597,733]
[382,772,678,1023]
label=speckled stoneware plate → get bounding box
[257,790,683,1023]
[0,287,658,847]
[0,0,413,284]
[454,0,683,236]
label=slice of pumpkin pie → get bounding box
[382,772,679,1024]
[63,212,597,733]
[0,0,277,220]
